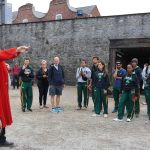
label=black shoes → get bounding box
[27,108,32,112]
[22,108,32,112]
[112,108,118,113]
[43,105,49,108]
[0,141,14,147]
[76,107,81,110]
[135,114,139,118]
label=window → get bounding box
[77,10,83,16]
[55,14,62,20]
[22,19,28,23]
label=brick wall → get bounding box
[42,0,76,21]
[13,0,100,23]
[90,6,101,17]
[13,4,40,23]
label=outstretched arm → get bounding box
[0,46,29,61]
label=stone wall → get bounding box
[1,13,150,85]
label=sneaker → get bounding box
[142,102,147,105]
[113,118,123,122]
[39,106,43,109]
[91,114,100,117]
[51,108,59,113]
[126,118,131,122]
[104,114,108,118]
[82,107,87,110]
[43,105,49,108]
[76,107,81,110]
[57,107,64,113]
[27,109,32,112]
[145,120,150,124]
[112,108,117,113]
[22,109,25,112]
[0,141,14,147]
[135,114,139,118]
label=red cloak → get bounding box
[0,48,20,128]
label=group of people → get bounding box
[0,46,150,147]
[10,57,65,113]
[76,56,150,123]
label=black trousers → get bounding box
[0,128,6,143]
[38,84,49,106]
[12,75,19,89]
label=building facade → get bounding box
[0,0,12,24]
[13,0,100,23]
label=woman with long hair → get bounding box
[92,60,110,117]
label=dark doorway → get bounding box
[116,47,150,69]
[109,38,150,72]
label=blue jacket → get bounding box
[113,68,126,89]
[48,64,65,86]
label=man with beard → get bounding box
[112,61,126,113]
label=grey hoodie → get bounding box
[142,65,150,88]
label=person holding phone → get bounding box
[112,61,126,113]
[36,60,49,109]
[19,58,34,112]
[91,61,110,117]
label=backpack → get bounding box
[80,68,88,81]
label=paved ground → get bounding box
[2,86,150,150]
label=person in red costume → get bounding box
[0,46,29,147]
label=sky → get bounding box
[7,0,150,16]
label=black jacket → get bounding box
[19,66,34,82]
[121,72,139,96]
[36,68,49,87]
[133,66,142,84]
[91,64,98,81]
[93,69,110,90]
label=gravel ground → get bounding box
[2,86,150,150]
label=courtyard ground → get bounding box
[2,86,150,150]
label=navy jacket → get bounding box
[48,64,65,86]
[133,66,142,85]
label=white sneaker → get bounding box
[113,118,123,122]
[39,106,43,109]
[126,118,131,122]
[91,114,100,117]
[145,120,150,124]
[104,114,108,118]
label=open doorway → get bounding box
[109,38,150,73]
[109,38,150,94]
[116,47,150,69]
